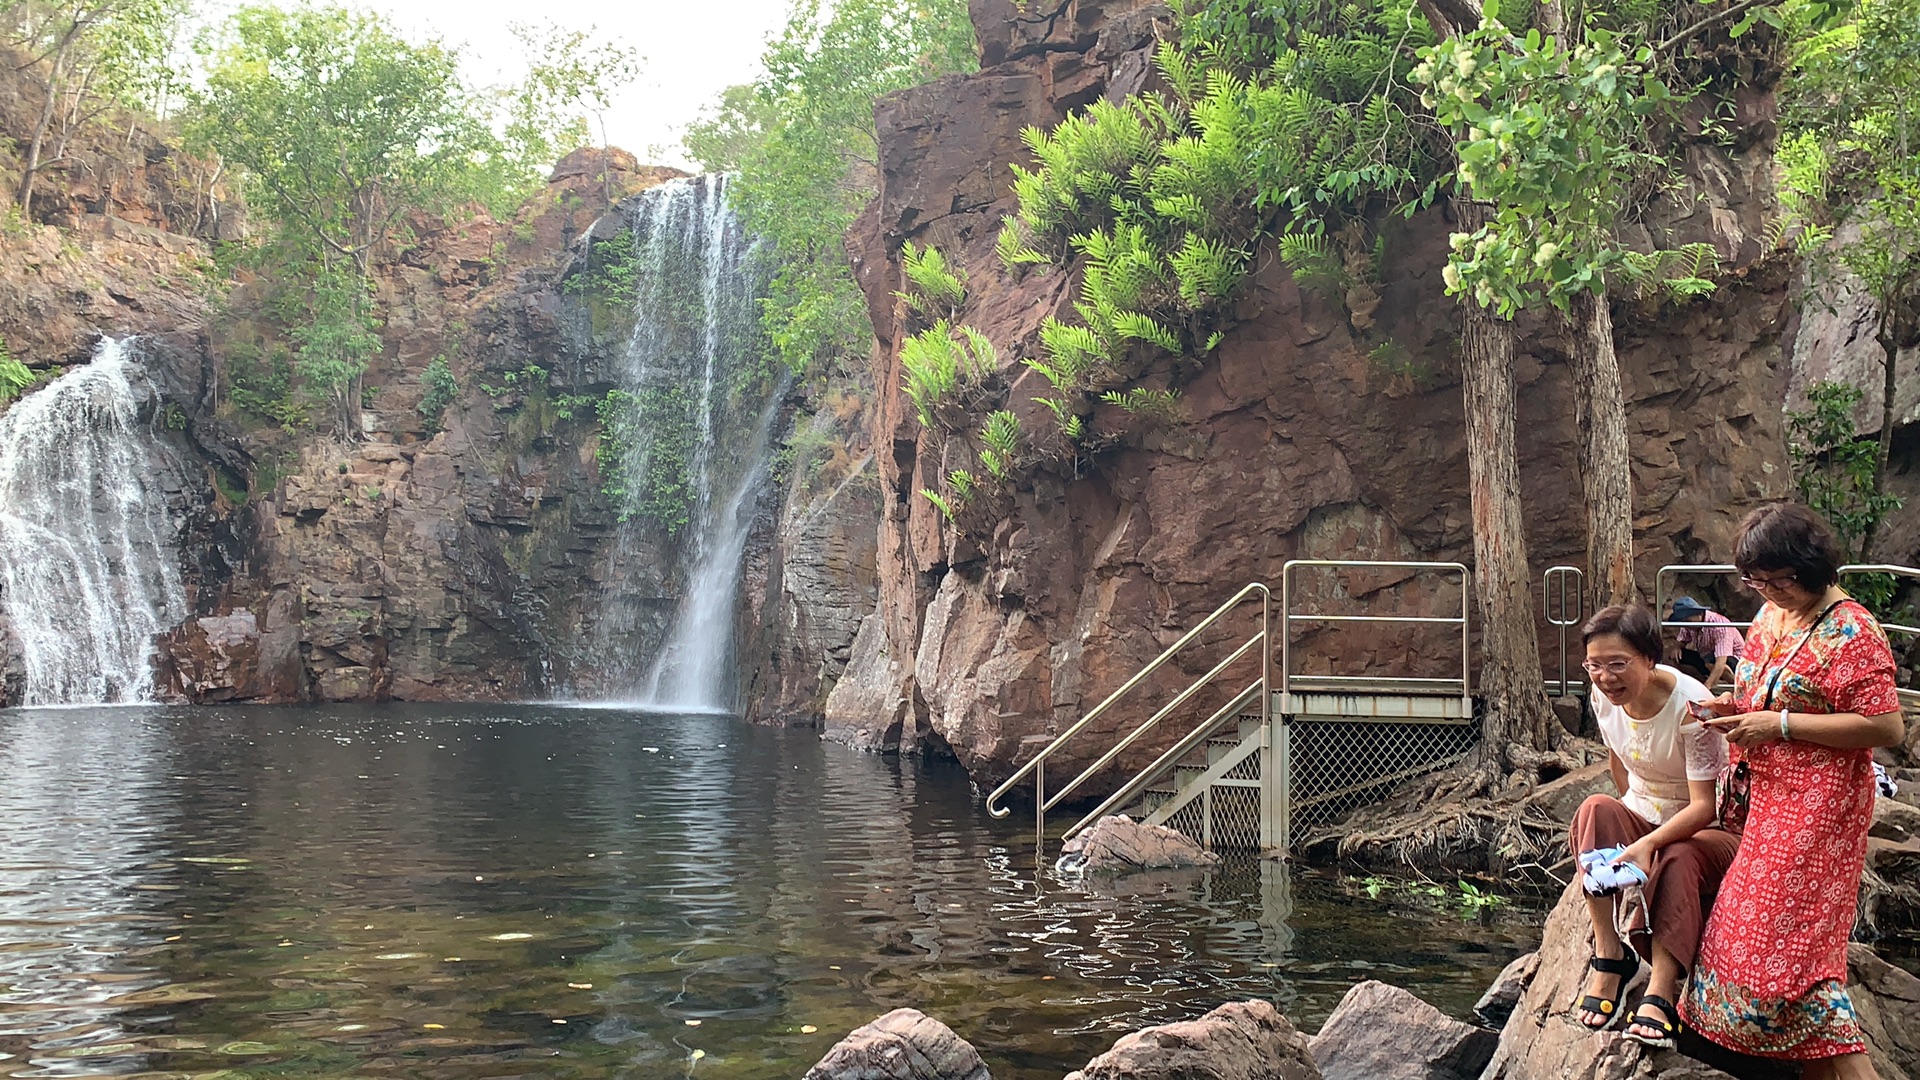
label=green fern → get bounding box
[921,488,958,520]
[996,220,1050,270]
[900,320,998,428]
[1278,232,1345,295]
[947,468,978,500]
[1100,387,1184,425]
[1171,234,1246,308]
[898,242,968,316]
[982,409,1021,457]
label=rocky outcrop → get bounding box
[1056,813,1222,875]
[1473,951,1539,1030]
[803,1008,991,1080]
[1482,883,1918,1080]
[0,615,23,707]
[1063,1000,1321,1080]
[1308,980,1496,1080]
[846,0,1797,785]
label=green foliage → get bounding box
[417,356,458,433]
[286,269,381,434]
[900,320,997,428]
[562,229,643,303]
[1001,0,1440,457]
[0,340,33,406]
[683,0,978,375]
[1779,0,1920,368]
[596,386,698,535]
[187,5,501,269]
[225,342,305,429]
[898,242,968,319]
[921,487,958,521]
[1413,14,1704,315]
[1787,382,1904,561]
[979,409,1021,479]
[496,21,639,207]
[1100,387,1184,426]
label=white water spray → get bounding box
[587,174,776,712]
[0,339,185,705]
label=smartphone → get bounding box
[1686,700,1718,723]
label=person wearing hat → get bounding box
[1669,597,1744,690]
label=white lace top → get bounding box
[1590,665,1728,824]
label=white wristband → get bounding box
[1780,708,1791,741]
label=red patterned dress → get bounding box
[1682,598,1901,1058]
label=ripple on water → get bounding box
[0,703,1543,1080]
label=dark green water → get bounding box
[0,704,1541,1078]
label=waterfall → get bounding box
[0,339,186,706]
[585,174,777,712]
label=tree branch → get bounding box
[1654,0,1772,58]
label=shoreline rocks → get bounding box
[1056,814,1223,876]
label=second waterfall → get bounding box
[579,174,779,712]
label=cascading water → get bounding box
[583,174,777,711]
[0,338,186,706]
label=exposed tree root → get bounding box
[1304,738,1606,878]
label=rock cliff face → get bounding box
[833,0,1799,784]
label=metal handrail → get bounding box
[1656,561,1920,706]
[1280,560,1472,717]
[1543,565,1586,698]
[1064,680,1265,839]
[983,581,1271,833]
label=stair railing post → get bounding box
[1034,759,1045,854]
[1262,580,1284,857]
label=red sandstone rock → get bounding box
[1063,1000,1320,1080]
[1309,980,1495,1080]
[803,1008,991,1080]
[1057,813,1221,874]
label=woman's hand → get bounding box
[1703,711,1780,750]
[1705,692,1737,717]
[1613,838,1657,877]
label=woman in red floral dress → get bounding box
[1684,504,1908,1079]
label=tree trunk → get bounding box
[1566,290,1640,607]
[1864,311,1899,559]
[16,45,68,215]
[1459,200,1558,762]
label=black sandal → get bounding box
[1622,994,1683,1049]
[1576,953,1647,1030]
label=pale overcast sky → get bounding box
[195,0,796,170]
[378,0,795,169]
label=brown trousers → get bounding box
[1568,793,1739,972]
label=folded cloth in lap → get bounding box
[1579,846,1649,895]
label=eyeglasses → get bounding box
[1581,659,1637,675]
[1740,573,1798,591]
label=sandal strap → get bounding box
[1589,954,1640,977]
[1629,995,1681,1034]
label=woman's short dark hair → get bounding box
[1734,502,1842,590]
[1582,605,1663,663]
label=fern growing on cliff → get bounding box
[898,242,968,320]
[900,320,997,429]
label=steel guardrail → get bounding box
[1280,560,1472,717]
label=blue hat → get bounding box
[1669,596,1708,619]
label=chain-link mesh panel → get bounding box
[1286,717,1479,844]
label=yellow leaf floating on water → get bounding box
[485,933,533,941]
[691,1049,706,1061]
[568,982,592,989]
[684,1019,701,1026]
[422,1024,445,1030]
[801,1025,817,1034]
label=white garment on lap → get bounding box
[1590,665,1727,825]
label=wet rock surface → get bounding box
[1057,814,1222,875]
[804,1008,991,1080]
[1309,979,1495,1080]
[1063,1000,1321,1080]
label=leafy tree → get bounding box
[1777,0,1920,558]
[0,340,34,405]
[1787,381,1904,560]
[499,21,640,211]
[8,0,188,214]
[186,4,511,435]
[188,4,498,277]
[683,0,977,375]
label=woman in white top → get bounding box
[1569,605,1737,1048]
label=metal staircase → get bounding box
[985,561,1477,858]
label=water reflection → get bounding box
[0,704,1540,1079]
